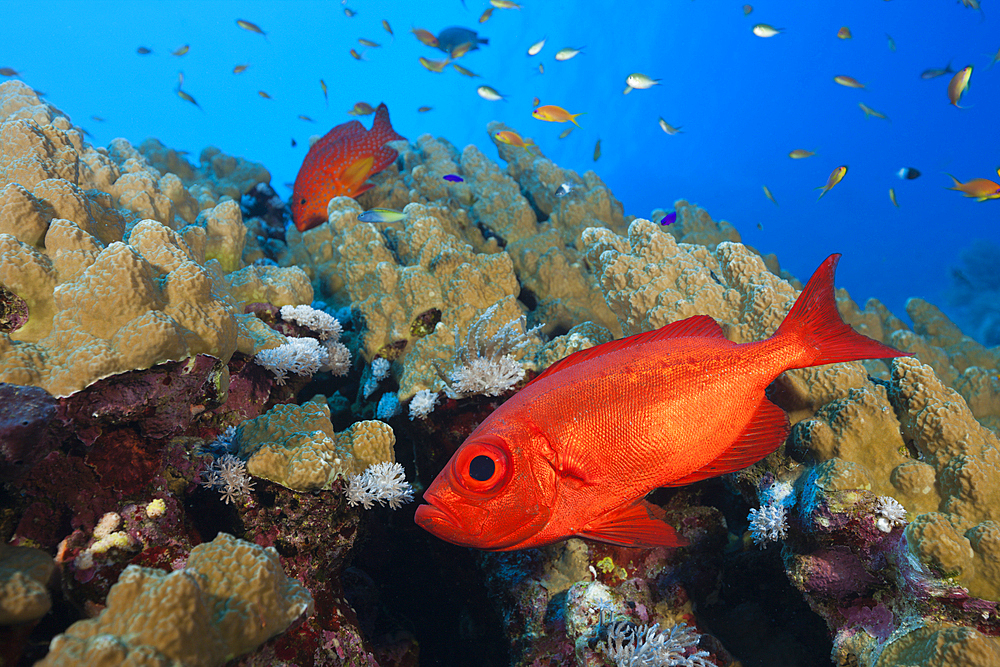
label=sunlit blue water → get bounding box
[4,0,997,333]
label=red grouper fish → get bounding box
[414,254,909,551]
[291,102,405,232]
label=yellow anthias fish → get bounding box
[816,166,848,199]
[789,149,815,159]
[495,130,539,154]
[889,188,899,207]
[172,44,190,56]
[837,27,852,39]
[258,90,272,99]
[491,0,521,8]
[419,56,450,73]
[452,63,480,77]
[348,102,375,115]
[834,75,865,88]
[859,103,889,120]
[948,66,973,107]
[763,185,778,206]
[359,38,381,48]
[532,104,585,126]
[945,174,1000,201]
[236,19,267,40]
[479,7,494,23]
[233,64,249,74]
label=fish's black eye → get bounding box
[468,454,495,481]
[300,198,307,205]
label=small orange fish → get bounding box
[412,27,439,48]
[945,173,1000,201]
[172,44,190,56]
[817,165,848,199]
[948,66,972,107]
[451,41,474,59]
[495,130,539,154]
[291,103,406,232]
[419,56,450,73]
[480,7,494,23]
[834,75,865,88]
[452,63,480,78]
[415,255,907,549]
[532,104,585,126]
[350,48,365,61]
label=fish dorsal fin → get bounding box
[576,500,688,548]
[527,315,728,387]
[341,155,375,192]
[663,398,790,487]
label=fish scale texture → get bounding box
[0,80,312,396]
[36,532,313,667]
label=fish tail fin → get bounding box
[944,173,962,190]
[774,254,908,367]
[571,112,586,127]
[816,186,828,200]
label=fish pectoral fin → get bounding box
[341,155,376,192]
[663,398,790,487]
[577,500,688,548]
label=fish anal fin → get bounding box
[577,500,688,548]
[663,399,789,487]
[527,315,728,387]
[341,155,375,193]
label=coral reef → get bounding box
[2,77,1000,667]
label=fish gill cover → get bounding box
[1,1,999,667]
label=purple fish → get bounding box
[443,174,464,183]
[660,211,677,226]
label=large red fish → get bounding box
[414,255,908,550]
[291,102,405,232]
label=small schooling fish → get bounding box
[236,19,267,40]
[532,104,585,126]
[495,130,539,154]
[837,27,852,39]
[859,103,889,120]
[176,89,201,109]
[817,165,848,199]
[921,62,954,79]
[477,85,506,101]
[624,73,661,92]
[763,185,778,206]
[897,167,921,180]
[889,188,899,207]
[453,63,480,77]
[349,102,375,115]
[593,138,601,161]
[658,118,683,135]
[320,79,328,106]
[419,57,450,73]
[171,45,190,56]
[743,5,753,15]
[789,149,815,159]
[382,19,393,36]
[948,66,973,107]
[412,28,439,48]
[555,47,584,61]
[358,208,407,223]
[479,7,494,23]
[414,255,908,550]
[945,174,1000,201]
[834,75,865,88]
[752,24,782,37]
[136,47,152,55]
[233,64,249,74]
[528,39,546,56]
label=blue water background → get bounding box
[3,0,998,331]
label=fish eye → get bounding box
[453,438,511,495]
[300,198,307,205]
[469,455,495,481]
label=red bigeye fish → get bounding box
[414,254,908,550]
[291,103,405,232]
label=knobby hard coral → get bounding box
[37,533,312,667]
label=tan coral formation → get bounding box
[235,400,396,491]
[36,533,313,667]
[0,542,55,625]
[0,80,311,396]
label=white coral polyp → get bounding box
[875,495,907,533]
[320,339,351,376]
[408,389,439,420]
[279,304,342,341]
[346,462,414,510]
[748,504,788,546]
[255,337,329,384]
[448,354,525,397]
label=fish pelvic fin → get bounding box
[774,254,909,367]
[577,500,688,548]
[663,398,789,486]
[342,155,376,195]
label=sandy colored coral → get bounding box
[0,542,54,625]
[37,532,312,667]
[0,81,310,396]
[236,400,395,491]
[874,624,1000,667]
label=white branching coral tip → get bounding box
[748,504,788,546]
[441,301,544,398]
[602,620,713,667]
[320,339,351,376]
[201,454,255,504]
[371,357,390,381]
[346,461,414,510]
[875,495,907,533]
[279,304,343,341]
[408,389,439,420]
[255,337,329,384]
